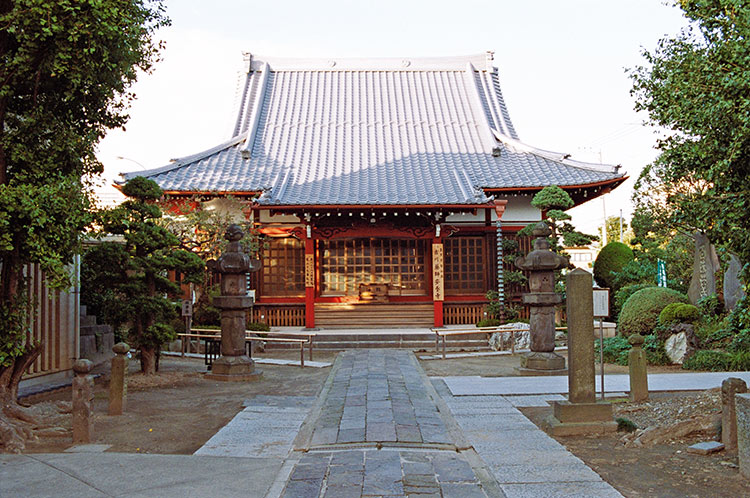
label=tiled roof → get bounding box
[124,53,625,205]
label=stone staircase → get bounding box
[265,329,491,352]
[79,305,115,365]
[314,302,434,328]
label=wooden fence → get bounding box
[251,305,305,327]
[24,260,80,378]
[444,303,486,325]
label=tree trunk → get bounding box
[0,343,43,452]
[140,346,156,375]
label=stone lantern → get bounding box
[515,222,569,373]
[206,224,262,381]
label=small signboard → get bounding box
[181,299,193,317]
[592,288,610,318]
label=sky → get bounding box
[96,0,690,236]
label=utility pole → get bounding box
[601,196,607,247]
[620,209,623,242]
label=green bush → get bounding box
[246,321,271,332]
[658,303,701,326]
[596,334,669,365]
[683,350,733,371]
[684,349,750,372]
[728,330,750,354]
[614,283,652,320]
[698,294,724,317]
[477,318,502,328]
[596,336,631,365]
[593,242,634,289]
[643,334,671,365]
[618,287,689,337]
[616,417,638,432]
[730,351,750,371]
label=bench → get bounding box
[186,328,315,368]
[431,326,525,359]
[246,335,310,367]
[254,331,317,362]
[430,325,570,359]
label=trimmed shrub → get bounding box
[658,303,701,326]
[593,242,634,289]
[247,322,271,332]
[614,283,652,319]
[477,318,502,328]
[618,287,689,337]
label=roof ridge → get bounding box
[247,53,496,72]
[119,134,247,183]
[493,131,623,175]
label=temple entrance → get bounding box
[319,238,428,297]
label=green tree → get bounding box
[519,185,599,252]
[599,216,632,245]
[630,0,750,265]
[0,1,168,451]
[158,196,264,266]
[93,177,204,374]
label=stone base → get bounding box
[545,400,617,436]
[206,355,261,382]
[519,351,566,373]
[205,371,263,382]
[516,367,568,376]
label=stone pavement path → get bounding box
[281,350,493,497]
[434,381,622,498]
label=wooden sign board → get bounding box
[181,300,193,317]
[592,288,610,318]
[432,244,444,301]
[305,254,315,288]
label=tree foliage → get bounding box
[527,186,598,251]
[158,196,263,264]
[0,0,168,451]
[630,0,750,265]
[599,215,631,245]
[87,177,204,374]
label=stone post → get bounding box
[547,269,616,436]
[109,342,129,415]
[514,222,569,374]
[736,393,750,477]
[628,334,649,402]
[722,378,747,450]
[567,268,595,403]
[72,359,94,444]
[205,224,262,382]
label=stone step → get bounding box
[265,336,489,351]
[314,302,435,328]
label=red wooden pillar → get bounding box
[304,237,315,329]
[432,237,444,327]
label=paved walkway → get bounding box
[442,371,750,396]
[434,382,621,498]
[280,350,494,497]
[3,349,638,497]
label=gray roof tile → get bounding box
[124,53,624,205]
